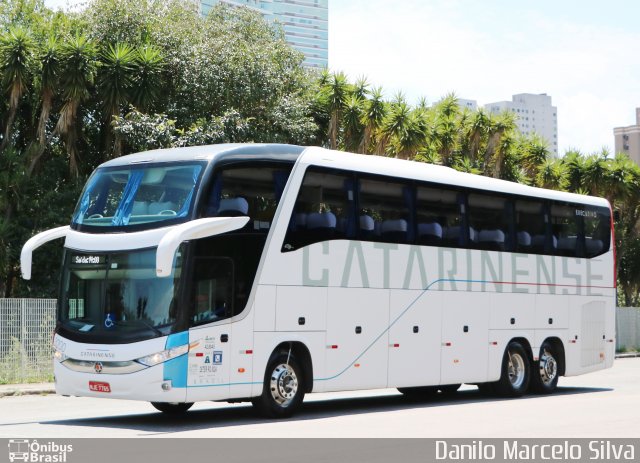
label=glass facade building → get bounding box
[200,0,328,68]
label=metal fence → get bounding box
[0,299,639,384]
[0,298,56,384]
[616,307,640,351]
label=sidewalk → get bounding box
[1,353,637,397]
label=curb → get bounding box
[0,384,55,398]
[615,352,640,359]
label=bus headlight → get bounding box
[53,349,67,362]
[135,344,189,367]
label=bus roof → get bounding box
[100,143,609,209]
[99,143,305,168]
[299,146,611,209]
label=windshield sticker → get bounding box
[104,314,114,329]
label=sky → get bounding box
[44,0,640,156]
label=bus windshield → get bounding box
[59,249,182,342]
[72,162,204,229]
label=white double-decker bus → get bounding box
[22,144,615,417]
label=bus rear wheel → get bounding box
[530,341,560,394]
[494,341,530,397]
[252,352,305,418]
[151,402,193,414]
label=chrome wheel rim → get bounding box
[508,351,526,389]
[539,348,557,386]
[270,363,298,407]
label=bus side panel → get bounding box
[565,296,610,376]
[535,294,569,329]
[440,292,490,384]
[323,287,389,392]
[276,285,327,332]
[387,290,443,388]
[253,284,277,332]
[229,311,256,398]
[186,324,231,401]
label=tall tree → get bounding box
[0,26,34,151]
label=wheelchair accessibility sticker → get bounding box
[212,351,223,364]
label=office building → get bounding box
[614,108,640,164]
[200,0,328,68]
[485,93,558,156]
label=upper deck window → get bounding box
[72,163,204,230]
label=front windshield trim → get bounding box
[71,161,207,234]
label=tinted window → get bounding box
[551,203,581,257]
[359,177,413,244]
[468,193,512,251]
[205,166,292,232]
[514,200,547,253]
[283,169,355,251]
[579,205,611,258]
[416,186,463,247]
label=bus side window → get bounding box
[551,203,581,257]
[358,177,413,244]
[582,206,611,258]
[282,169,355,251]
[467,193,510,252]
[416,186,460,247]
[515,200,545,254]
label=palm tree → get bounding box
[27,35,61,176]
[342,94,363,152]
[0,27,34,152]
[55,34,97,176]
[97,42,136,157]
[322,71,349,150]
[536,158,568,190]
[351,76,369,101]
[483,111,516,177]
[464,108,489,164]
[131,44,165,112]
[377,100,411,157]
[359,86,386,154]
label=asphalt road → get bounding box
[1,358,638,438]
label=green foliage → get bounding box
[0,0,317,297]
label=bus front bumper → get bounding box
[53,361,187,403]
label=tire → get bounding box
[397,386,439,396]
[439,384,461,394]
[493,341,530,397]
[151,402,194,414]
[530,341,560,394]
[252,351,305,418]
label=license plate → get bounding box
[89,381,111,393]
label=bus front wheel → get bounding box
[151,402,194,414]
[530,341,560,394]
[494,341,530,397]
[252,351,305,418]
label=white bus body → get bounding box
[22,144,615,417]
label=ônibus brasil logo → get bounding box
[7,439,73,462]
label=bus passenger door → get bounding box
[440,292,490,385]
[186,258,232,401]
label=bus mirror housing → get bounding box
[156,216,250,277]
[21,225,70,280]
